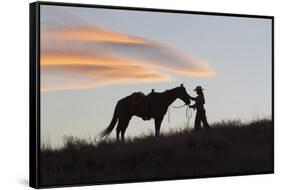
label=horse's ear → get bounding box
[180,83,184,87]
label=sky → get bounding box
[40,5,272,148]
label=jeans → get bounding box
[194,109,210,130]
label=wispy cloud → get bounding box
[41,25,215,92]
[41,50,172,92]
[42,25,155,45]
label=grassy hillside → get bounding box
[40,119,273,187]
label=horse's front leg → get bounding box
[154,116,163,137]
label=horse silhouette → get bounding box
[99,84,191,142]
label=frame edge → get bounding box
[29,1,40,188]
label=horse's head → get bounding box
[176,84,191,105]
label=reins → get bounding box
[168,104,193,127]
[170,104,188,108]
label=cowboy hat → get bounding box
[194,86,204,91]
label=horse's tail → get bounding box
[99,102,119,139]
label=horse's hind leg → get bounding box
[116,127,121,142]
[119,117,131,142]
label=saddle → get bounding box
[131,91,155,120]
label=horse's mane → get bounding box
[151,86,181,94]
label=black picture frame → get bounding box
[30,1,274,188]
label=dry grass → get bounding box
[40,119,273,187]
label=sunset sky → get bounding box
[40,5,272,147]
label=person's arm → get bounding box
[188,94,197,101]
[188,95,197,110]
[189,104,196,110]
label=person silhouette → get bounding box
[188,86,210,130]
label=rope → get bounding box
[186,107,193,128]
[168,104,193,125]
[168,106,170,123]
[171,104,188,108]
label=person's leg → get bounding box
[194,111,201,130]
[201,110,210,129]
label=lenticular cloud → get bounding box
[41,25,215,92]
